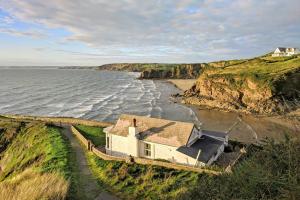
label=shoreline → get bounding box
[165,79,299,143]
[166,78,300,118]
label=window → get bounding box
[106,137,109,149]
[144,143,151,157]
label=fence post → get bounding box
[87,140,93,151]
[87,140,91,151]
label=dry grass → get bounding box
[0,168,69,200]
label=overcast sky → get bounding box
[0,0,299,66]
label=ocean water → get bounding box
[0,68,199,123]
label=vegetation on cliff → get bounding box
[98,63,203,79]
[184,54,300,114]
[0,120,74,199]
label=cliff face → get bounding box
[140,64,204,79]
[183,55,300,114]
[99,63,203,79]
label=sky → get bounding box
[0,0,299,66]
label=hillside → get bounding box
[98,63,203,79]
[1,117,299,199]
[0,119,73,199]
[77,124,300,199]
[183,55,300,114]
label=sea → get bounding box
[0,68,199,123]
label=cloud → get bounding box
[1,0,300,63]
[0,28,47,38]
[0,15,14,25]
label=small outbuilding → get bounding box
[104,114,228,167]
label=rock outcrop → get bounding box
[183,56,300,114]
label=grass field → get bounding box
[75,125,105,146]
[0,120,76,199]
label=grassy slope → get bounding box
[87,153,198,199]
[185,138,300,200]
[206,55,300,89]
[79,125,300,200]
[0,121,76,199]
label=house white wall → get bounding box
[105,127,225,167]
[274,48,282,54]
[106,133,129,157]
[139,141,200,166]
[272,48,299,57]
[105,131,202,166]
[187,127,200,147]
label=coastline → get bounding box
[165,79,299,143]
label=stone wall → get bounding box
[2,114,113,127]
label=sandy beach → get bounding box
[167,79,196,91]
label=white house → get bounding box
[104,114,228,167]
[272,47,299,57]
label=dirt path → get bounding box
[61,125,118,200]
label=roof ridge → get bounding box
[120,114,194,125]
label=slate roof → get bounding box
[201,129,228,138]
[277,47,287,52]
[109,114,195,147]
[177,135,224,163]
[276,47,297,53]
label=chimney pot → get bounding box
[133,118,137,127]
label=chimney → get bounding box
[128,118,139,157]
[128,118,138,137]
[133,118,137,127]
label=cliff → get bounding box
[98,63,203,79]
[183,55,300,114]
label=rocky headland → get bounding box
[183,55,300,115]
[98,63,203,79]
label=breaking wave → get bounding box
[0,69,198,123]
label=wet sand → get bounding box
[191,107,299,143]
[167,79,196,91]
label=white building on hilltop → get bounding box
[272,47,299,57]
[104,114,228,167]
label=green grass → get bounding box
[184,138,300,200]
[0,120,77,199]
[86,152,199,200]
[75,125,105,146]
[206,55,300,88]
[0,123,70,179]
